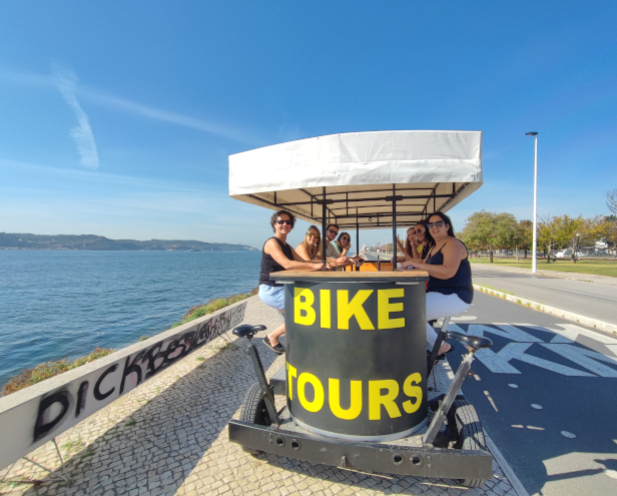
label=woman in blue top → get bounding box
[401,212,473,357]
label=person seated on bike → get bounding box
[295,225,322,261]
[259,211,325,354]
[401,212,473,357]
[334,231,352,257]
[397,221,434,261]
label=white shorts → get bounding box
[425,292,471,346]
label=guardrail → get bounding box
[0,299,247,471]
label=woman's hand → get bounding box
[401,259,420,270]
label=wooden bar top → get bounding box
[271,268,429,282]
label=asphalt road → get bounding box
[446,292,617,496]
[472,267,617,326]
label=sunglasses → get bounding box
[307,232,320,239]
[427,221,445,230]
[327,229,338,235]
[341,237,349,242]
[276,219,292,225]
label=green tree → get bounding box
[461,211,499,262]
[538,215,583,262]
[494,213,523,259]
[518,220,533,258]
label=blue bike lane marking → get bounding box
[447,293,617,496]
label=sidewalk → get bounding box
[469,262,617,287]
[1,297,519,496]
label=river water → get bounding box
[0,250,261,388]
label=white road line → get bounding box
[497,343,593,377]
[541,344,617,377]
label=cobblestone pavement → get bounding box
[1,297,519,496]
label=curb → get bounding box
[474,284,617,337]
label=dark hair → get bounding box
[326,223,339,232]
[270,210,296,232]
[405,220,434,258]
[427,212,456,237]
[335,231,350,252]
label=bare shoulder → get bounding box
[443,237,468,256]
[264,238,281,253]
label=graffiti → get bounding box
[0,300,247,470]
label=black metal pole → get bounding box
[322,187,327,265]
[356,208,360,257]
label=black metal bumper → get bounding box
[228,420,493,480]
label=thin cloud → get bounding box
[53,68,100,169]
[79,88,263,146]
[0,67,263,146]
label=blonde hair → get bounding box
[301,225,322,259]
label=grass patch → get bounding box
[470,258,617,277]
[80,445,95,459]
[175,292,253,327]
[477,284,513,295]
[61,437,85,454]
[196,356,205,362]
[1,347,115,397]
[126,419,136,427]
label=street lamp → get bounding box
[526,132,538,273]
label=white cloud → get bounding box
[0,67,263,146]
[53,68,100,169]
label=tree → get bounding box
[538,215,583,262]
[518,220,533,258]
[461,211,499,262]
[494,213,524,260]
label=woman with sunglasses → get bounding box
[401,212,473,358]
[334,232,351,257]
[259,211,326,354]
[397,221,433,261]
[296,225,323,261]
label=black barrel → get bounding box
[284,278,427,441]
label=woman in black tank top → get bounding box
[258,210,326,354]
[401,212,473,358]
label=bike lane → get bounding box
[446,292,617,496]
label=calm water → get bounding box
[0,250,261,388]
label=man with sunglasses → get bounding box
[258,210,326,354]
[324,224,343,259]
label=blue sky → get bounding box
[1,2,616,249]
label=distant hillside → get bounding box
[0,233,257,252]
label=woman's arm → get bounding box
[295,243,311,262]
[266,239,324,270]
[401,238,467,279]
[411,242,423,260]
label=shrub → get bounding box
[1,347,115,397]
[176,292,253,326]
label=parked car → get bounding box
[555,250,569,259]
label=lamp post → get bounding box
[526,132,538,273]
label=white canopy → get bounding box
[229,130,482,229]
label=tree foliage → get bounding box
[460,211,527,262]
